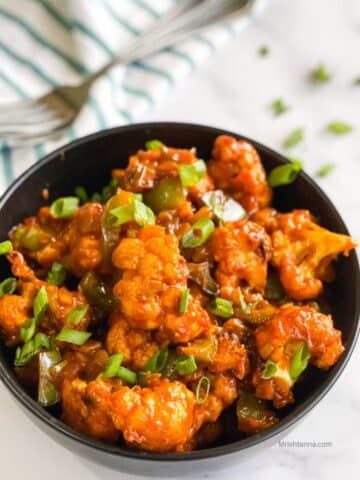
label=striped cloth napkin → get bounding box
[0,0,266,193]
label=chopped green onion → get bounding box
[315,163,335,178]
[208,297,234,319]
[181,218,215,249]
[195,376,211,404]
[14,332,51,366]
[259,45,270,57]
[110,178,119,187]
[108,205,133,226]
[109,199,155,228]
[176,355,197,376]
[67,304,89,325]
[312,63,331,83]
[268,161,302,188]
[0,277,16,298]
[179,288,190,313]
[50,197,79,219]
[91,192,102,203]
[33,286,48,323]
[38,350,61,406]
[289,342,311,381]
[103,353,124,379]
[327,121,353,135]
[179,160,206,187]
[117,366,137,384]
[74,186,89,204]
[20,317,37,343]
[56,328,91,346]
[202,190,246,222]
[0,240,13,255]
[143,348,169,373]
[271,98,290,116]
[133,199,155,226]
[47,262,66,286]
[145,139,164,150]
[283,128,304,149]
[261,359,278,380]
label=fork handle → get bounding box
[89,0,256,83]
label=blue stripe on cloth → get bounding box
[132,0,159,19]
[122,84,153,105]
[34,143,45,160]
[73,19,115,57]
[165,47,196,70]
[88,96,107,130]
[0,38,57,86]
[1,143,14,185]
[195,35,216,54]
[107,75,134,122]
[132,60,174,86]
[0,70,27,98]
[36,0,71,31]
[101,0,141,36]
[0,5,88,75]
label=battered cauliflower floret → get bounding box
[254,304,344,407]
[113,225,212,343]
[207,135,272,213]
[0,294,31,345]
[61,378,119,443]
[4,251,93,339]
[271,210,356,301]
[10,203,104,275]
[156,290,213,345]
[106,312,158,370]
[211,220,272,296]
[110,378,195,452]
[191,373,238,433]
[208,330,249,380]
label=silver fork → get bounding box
[0,0,256,145]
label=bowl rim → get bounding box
[0,121,359,462]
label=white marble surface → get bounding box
[1,0,359,478]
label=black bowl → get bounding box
[0,123,359,477]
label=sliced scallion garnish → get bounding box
[289,342,311,381]
[0,240,13,255]
[47,262,66,286]
[179,288,190,313]
[181,218,215,249]
[195,376,211,404]
[179,160,206,187]
[315,163,335,178]
[261,359,278,380]
[208,297,234,319]
[283,128,304,149]
[176,355,197,376]
[67,304,89,325]
[143,348,169,373]
[0,277,16,298]
[103,353,124,379]
[56,328,91,346]
[268,161,302,187]
[145,139,163,150]
[117,366,137,384]
[50,197,79,219]
[271,98,290,116]
[74,186,89,204]
[327,121,353,135]
[14,332,52,367]
[312,63,331,83]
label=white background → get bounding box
[1,0,359,478]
